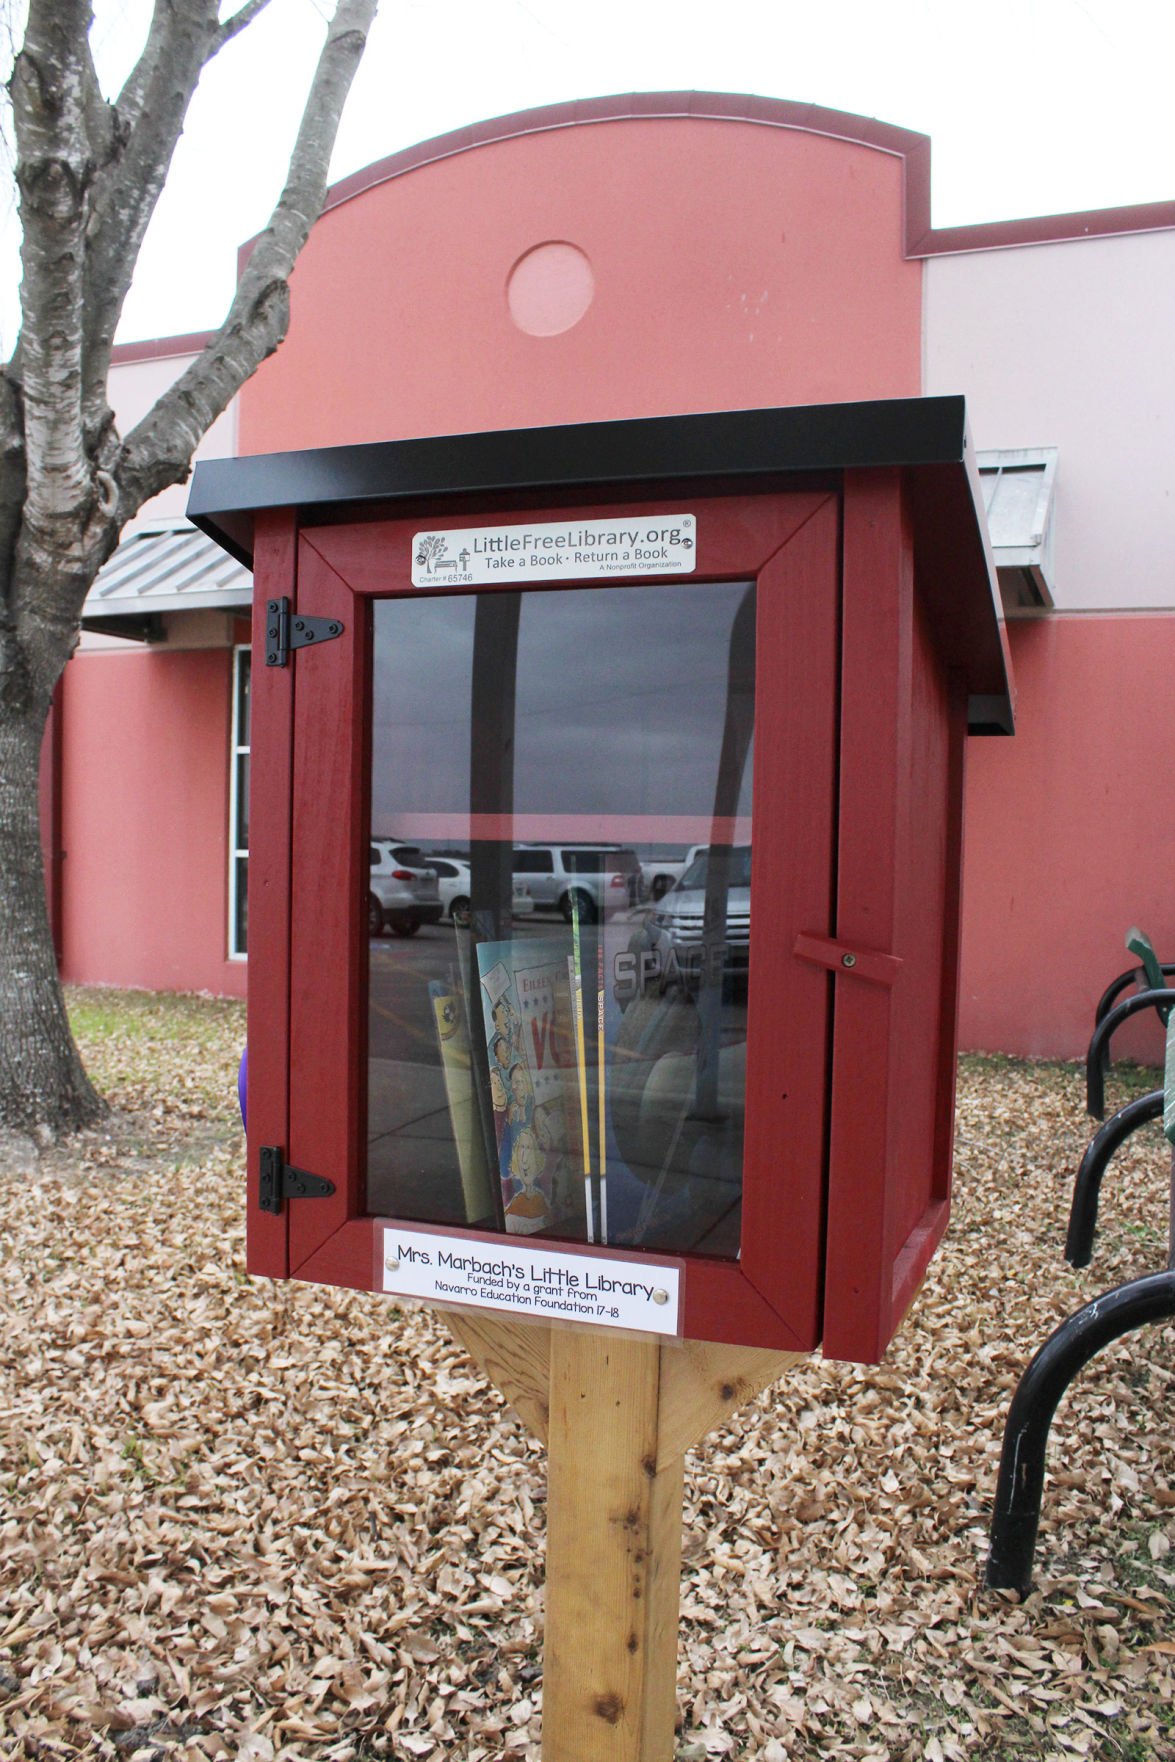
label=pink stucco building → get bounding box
[51,94,1175,1061]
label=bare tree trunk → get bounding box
[0,0,377,1142]
[0,695,104,1136]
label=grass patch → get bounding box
[67,984,245,1049]
[66,984,246,1121]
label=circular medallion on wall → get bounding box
[507,242,595,337]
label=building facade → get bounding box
[51,94,1175,1059]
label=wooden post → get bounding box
[544,1332,681,1761]
[447,1314,799,1762]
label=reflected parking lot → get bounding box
[368,915,560,1063]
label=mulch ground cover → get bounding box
[1,988,1173,1761]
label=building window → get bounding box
[229,647,251,958]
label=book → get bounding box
[476,938,587,1237]
[428,980,497,1225]
[566,950,595,1242]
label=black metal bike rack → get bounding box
[1066,1088,1164,1267]
[989,928,1175,1594]
[1085,988,1175,1119]
[1087,929,1175,1117]
[1094,961,1175,1035]
[986,1269,1175,1594]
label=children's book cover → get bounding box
[476,939,586,1236]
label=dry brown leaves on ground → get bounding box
[1,990,1173,1761]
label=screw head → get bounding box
[841,952,857,969]
[652,1288,669,1305]
[384,1256,400,1273]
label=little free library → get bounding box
[191,394,1009,1761]
[183,95,1022,1762]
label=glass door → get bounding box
[282,486,839,1350]
[366,578,756,1257]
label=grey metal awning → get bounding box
[82,520,253,639]
[976,448,1057,609]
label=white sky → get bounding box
[1,0,1172,348]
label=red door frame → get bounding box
[250,488,840,1351]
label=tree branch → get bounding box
[82,0,281,438]
[12,0,96,537]
[0,374,28,608]
[77,15,120,173]
[0,377,28,713]
[117,0,378,516]
[81,0,221,433]
[112,0,169,136]
[215,0,277,52]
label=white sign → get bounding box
[381,1225,682,1336]
[411,514,696,587]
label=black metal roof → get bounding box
[188,397,1012,732]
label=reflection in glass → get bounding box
[234,856,248,953]
[236,652,251,746]
[237,753,250,846]
[229,648,251,959]
[367,579,755,1258]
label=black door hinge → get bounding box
[264,597,345,667]
[258,1145,336,1214]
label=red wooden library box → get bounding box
[189,398,1012,1364]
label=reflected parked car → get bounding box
[425,856,535,927]
[638,844,709,902]
[369,841,443,938]
[512,844,641,922]
[648,846,752,986]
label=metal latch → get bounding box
[264,597,344,667]
[258,1145,336,1214]
[792,932,903,987]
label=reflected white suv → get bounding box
[512,844,640,922]
[368,842,443,938]
[426,856,535,928]
[649,845,752,985]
